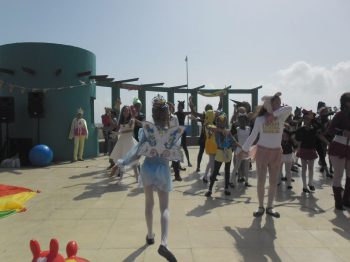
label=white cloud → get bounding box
[262,61,350,111]
[94,61,350,123]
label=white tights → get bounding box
[204,154,215,179]
[144,185,169,247]
[301,159,314,188]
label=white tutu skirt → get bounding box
[140,157,172,192]
[110,132,138,166]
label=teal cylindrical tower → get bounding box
[0,42,98,162]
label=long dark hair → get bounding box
[152,106,169,129]
[152,95,170,128]
[118,106,131,125]
[340,92,350,111]
[256,105,267,117]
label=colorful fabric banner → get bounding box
[0,184,38,219]
[198,87,230,97]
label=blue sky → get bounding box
[1,0,350,122]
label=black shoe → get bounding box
[245,182,252,187]
[291,178,295,182]
[179,166,186,171]
[335,205,346,211]
[266,207,280,218]
[229,183,235,188]
[253,207,265,217]
[146,234,155,245]
[330,168,334,174]
[326,173,333,178]
[174,176,182,181]
[287,185,293,190]
[188,163,192,167]
[308,185,315,191]
[158,245,177,262]
[291,166,299,172]
[224,189,231,196]
[281,177,287,181]
[196,168,200,172]
[202,178,208,183]
[205,191,212,197]
[320,167,325,172]
[238,177,244,183]
[303,188,310,193]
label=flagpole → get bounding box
[185,56,189,125]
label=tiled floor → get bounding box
[1,147,350,261]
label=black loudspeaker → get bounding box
[0,96,15,123]
[28,92,44,118]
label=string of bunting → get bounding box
[0,79,96,94]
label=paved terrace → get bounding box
[1,147,350,261]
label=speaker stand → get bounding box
[0,123,2,159]
[1,123,10,158]
[6,123,9,157]
[37,118,40,144]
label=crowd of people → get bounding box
[94,91,349,262]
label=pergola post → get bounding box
[168,90,175,105]
[138,89,146,115]
[251,87,260,112]
[111,87,120,109]
[190,91,199,136]
[223,92,229,127]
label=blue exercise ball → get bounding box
[29,144,53,166]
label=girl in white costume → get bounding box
[109,106,139,180]
[230,112,251,187]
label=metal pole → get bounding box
[37,118,40,144]
[185,56,189,125]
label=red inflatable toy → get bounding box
[30,239,89,262]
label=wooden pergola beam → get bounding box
[89,75,108,80]
[140,82,164,87]
[168,84,188,90]
[191,85,205,91]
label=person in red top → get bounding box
[328,92,350,210]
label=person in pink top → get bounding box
[69,108,88,162]
[239,92,292,218]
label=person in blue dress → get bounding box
[116,94,183,262]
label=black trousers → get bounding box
[181,130,190,164]
[172,161,180,176]
[196,133,205,169]
[209,160,231,192]
[315,138,328,168]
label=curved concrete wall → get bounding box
[0,42,98,161]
